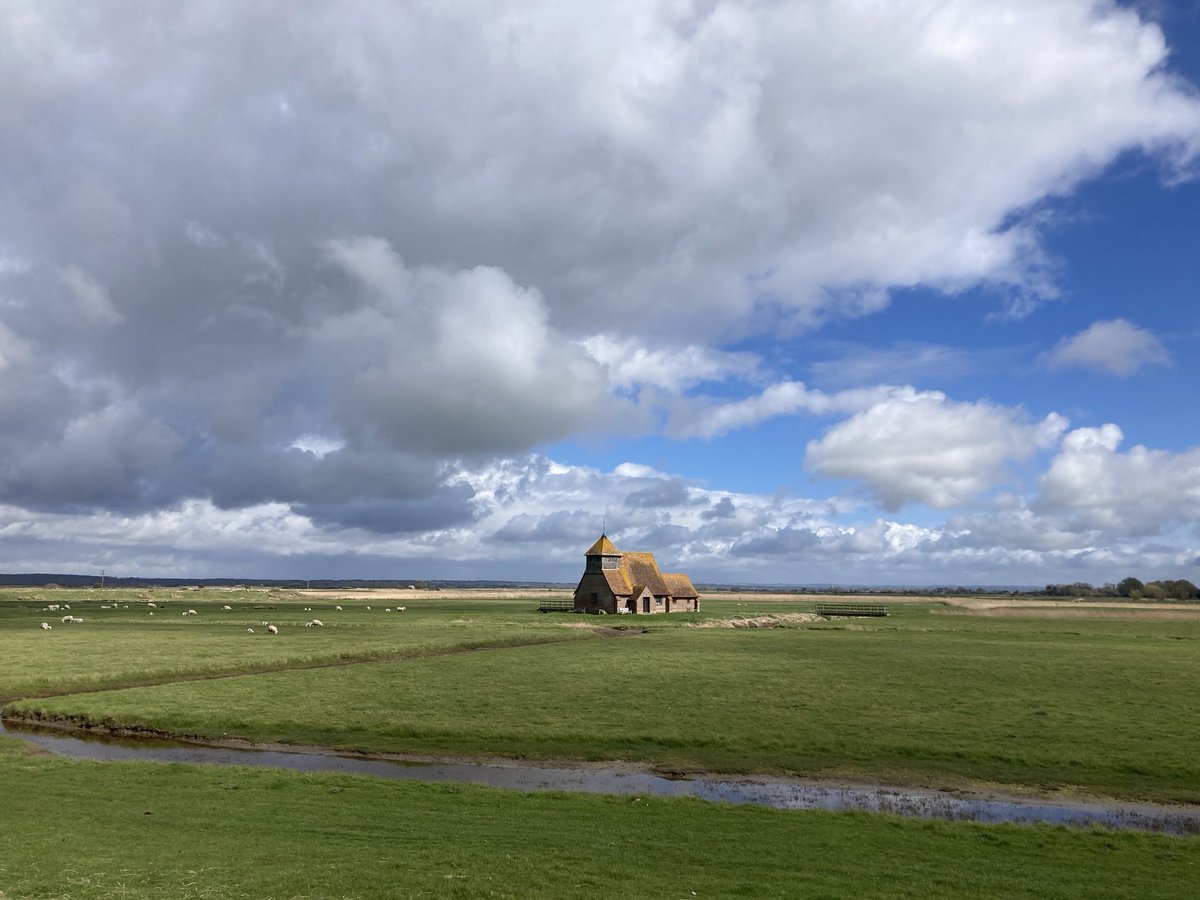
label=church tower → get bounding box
[584,533,622,572]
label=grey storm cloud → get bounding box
[1,0,1198,552]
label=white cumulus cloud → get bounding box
[806,393,1068,509]
[1043,319,1170,376]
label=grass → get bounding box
[10,601,1200,803]
[1,735,1197,899]
[0,590,594,698]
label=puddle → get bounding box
[2,715,1197,835]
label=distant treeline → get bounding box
[1042,578,1199,601]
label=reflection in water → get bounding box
[2,716,1197,835]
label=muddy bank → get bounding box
[3,713,1198,835]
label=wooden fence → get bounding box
[814,603,889,617]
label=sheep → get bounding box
[148,602,157,608]
[186,609,198,616]
[261,620,269,626]
[61,615,73,624]
[306,619,324,628]
[40,622,51,631]
[335,605,343,611]
[266,624,279,635]
[63,604,70,610]
[385,608,392,613]
[48,604,60,611]
[246,628,255,634]
[397,606,406,612]
[223,605,232,610]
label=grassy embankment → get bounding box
[1,736,1197,899]
[9,598,1200,803]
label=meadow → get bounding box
[2,588,1199,897]
[0,588,593,698]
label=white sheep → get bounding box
[335,605,343,610]
[186,609,198,616]
[61,615,73,623]
[261,620,269,626]
[148,602,157,608]
[266,624,279,635]
[48,604,60,611]
[63,604,70,610]
[385,608,392,613]
[223,605,232,610]
[40,622,51,631]
[397,606,406,612]
[306,619,324,627]
[246,628,255,634]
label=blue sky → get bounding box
[1,1,1199,586]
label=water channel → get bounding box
[3,715,1197,835]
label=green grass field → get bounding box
[8,596,1200,802]
[0,590,593,698]
[3,589,1199,898]
[2,736,1197,899]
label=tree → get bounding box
[1117,577,1143,598]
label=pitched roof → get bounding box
[602,568,631,596]
[619,552,670,596]
[663,572,698,599]
[585,534,621,556]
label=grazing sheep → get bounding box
[266,624,279,635]
[365,606,371,610]
[186,609,198,616]
[397,607,406,612]
[62,615,73,623]
[335,605,343,611]
[306,619,324,627]
[40,622,51,631]
[48,604,60,611]
[246,628,255,634]
[148,602,157,608]
[63,604,70,610]
[261,620,269,626]
[385,608,392,613]
[223,605,232,610]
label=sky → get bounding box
[2,1,1199,586]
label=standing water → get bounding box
[2,715,1197,835]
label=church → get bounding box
[573,534,700,614]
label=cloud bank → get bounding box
[0,1,1198,582]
